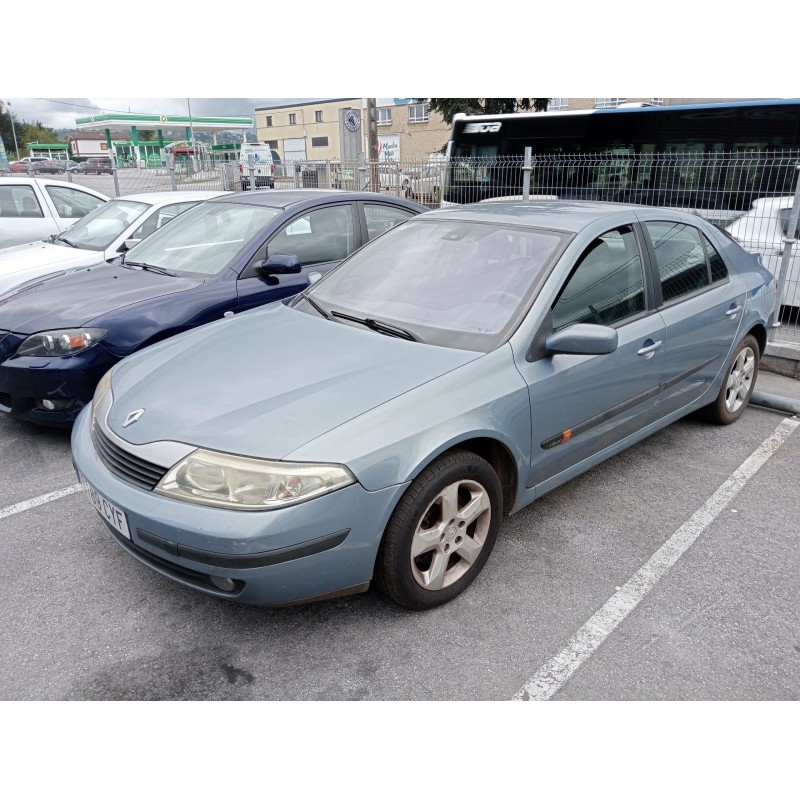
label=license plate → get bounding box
[80,474,131,539]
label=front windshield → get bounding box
[59,198,149,251]
[301,218,564,352]
[123,200,281,276]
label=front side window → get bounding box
[646,222,710,303]
[265,204,354,266]
[125,201,281,276]
[553,226,645,331]
[45,185,105,218]
[408,103,429,123]
[58,198,149,250]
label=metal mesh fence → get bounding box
[38,150,800,345]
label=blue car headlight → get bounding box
[155,449,356,510]
[17,328,107,357]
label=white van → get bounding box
[239,143,275,190]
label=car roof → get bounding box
[421,200,704,233]
[210,189,425,210]
[0,176,109,198]
[108,190,229,205]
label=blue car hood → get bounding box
[107,302,481,459]
[0,264,202,333]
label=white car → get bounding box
[407,164,443,204]
[0,190,227,298]
[0,177,109,249]
[726,196,799,308]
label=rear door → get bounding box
[639,216,746,416]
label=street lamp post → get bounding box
[6,101,20,160]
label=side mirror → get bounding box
[120,238,142,252]
[307,271,322,285]
[258,253,302,276]
[545,323,618,356]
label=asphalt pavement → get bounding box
[0,369,798,701]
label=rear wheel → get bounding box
[699,334,759,424]
[377,449,502,610]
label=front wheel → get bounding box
[698,334,759,424]
[377,449,502,610]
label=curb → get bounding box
[750,390,800,416]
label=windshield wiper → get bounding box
[124,261,178,277]
[330,310,418,341]
[53,235,79,248]
[294,292,331,320]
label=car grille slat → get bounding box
[92,424,168,490]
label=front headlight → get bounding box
[17,328,107,357]
[154,449,356,511]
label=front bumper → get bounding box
[71,405,408,606]
[0,342,116,426]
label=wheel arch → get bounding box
[746,322,767,358]
[410,436,519,516]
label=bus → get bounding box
[442,99,800,216]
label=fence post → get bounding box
[167,155,177,190]
[248,154,256,192]
[111,163,121,197]
[522,147,532,201]
[768,163,800,343]
[358,155,367,191]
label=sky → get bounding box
[2,97,330,131]
[2,8,789,133]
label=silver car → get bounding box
[72,201,776,610]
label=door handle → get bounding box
[726,305,743,318]
[637,340,663,358]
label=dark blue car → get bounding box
[0,190,427,426]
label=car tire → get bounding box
[376,449,502,610]
[698,334,759,425]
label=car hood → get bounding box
[0,264,202,332]
[0,241,104,296]
[106,302,481,459]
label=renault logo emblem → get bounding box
[122,409,146,427]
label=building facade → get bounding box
[254,99,450,164]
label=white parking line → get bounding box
[0,483,83,521]
[514,416,800,701]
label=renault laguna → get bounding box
[71,201,776,610]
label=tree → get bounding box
[19,120,61,151]
[425,98,550,125]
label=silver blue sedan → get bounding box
[71,201,777,610]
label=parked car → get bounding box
[0,177,108,249]
[0,190,226,299]
[73,157,115,175]
[0,190,426,426]
[407,164,443,204]
[30,159,66,175]
[70,201,775,610]
[13,157,51,173]
[8,161,27,174]
[726,196,799,309]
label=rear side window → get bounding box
[0,185,43,218]
[364,203,415,241]
[646,222,710,303]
